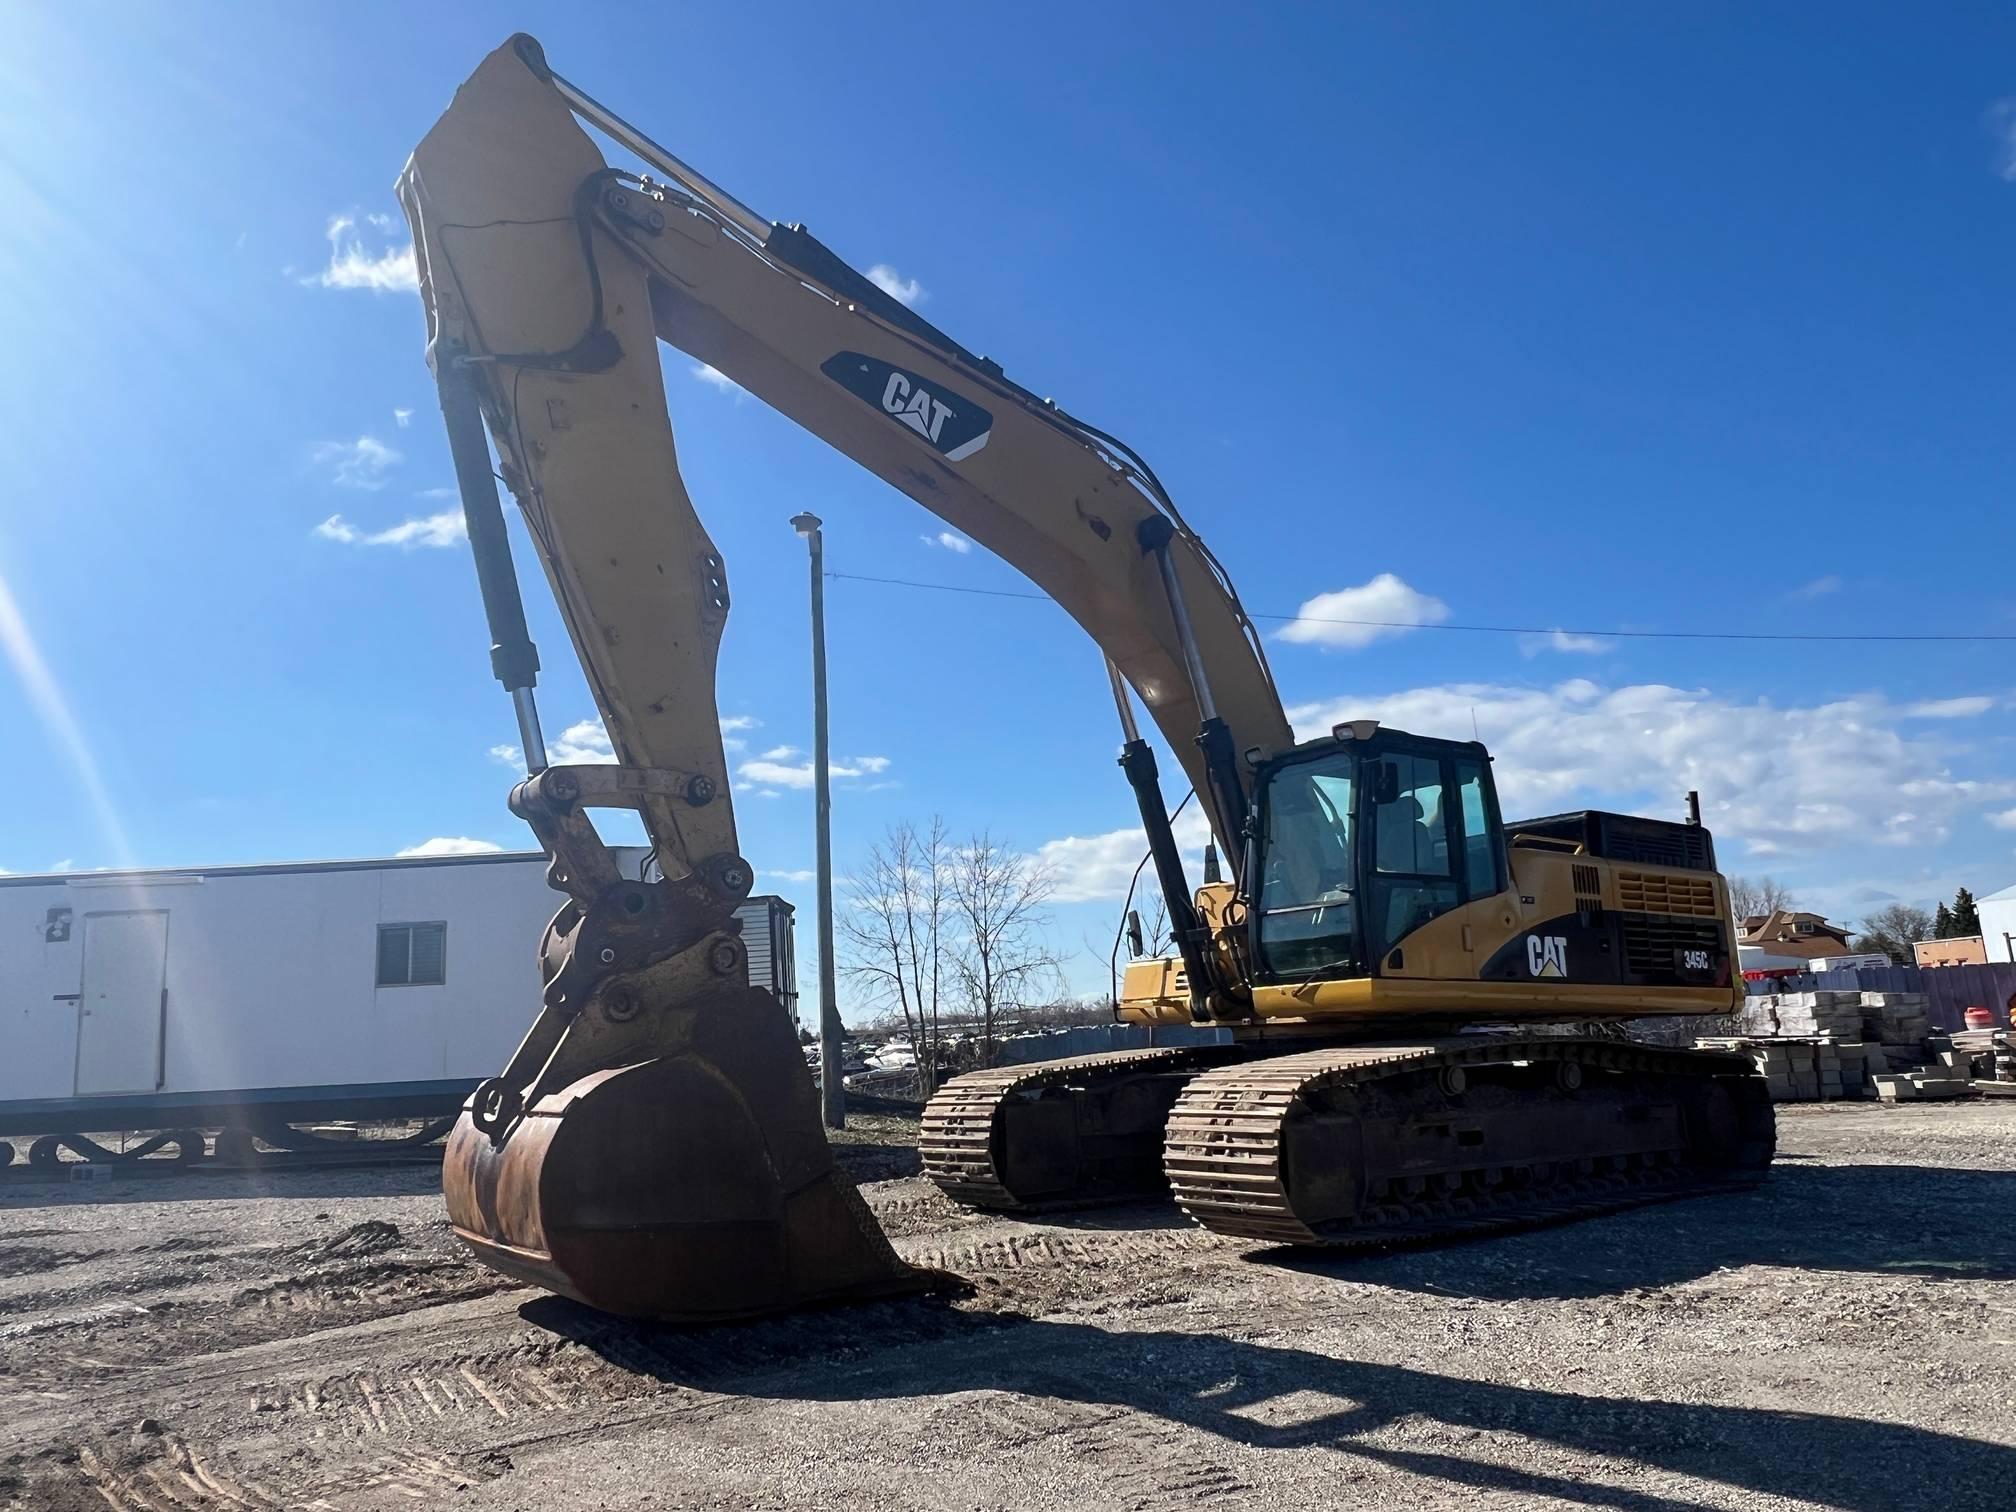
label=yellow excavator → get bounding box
[399,36,1773,1322]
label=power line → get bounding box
[824,570,2016,645]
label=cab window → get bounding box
[1369,753,1459,956]
[1454,757,1502,900]
[1255,753,1358,976]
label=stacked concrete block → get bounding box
[1873,1057,1971,1102]
[1698,1036,1856,1102]
[1859,992,1930,1048]
[1707,991,1941,1102]
[1769,991,1865,1038]
[1835,1042,1872,1096]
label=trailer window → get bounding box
[377,922,446,986]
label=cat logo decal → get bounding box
[1526,935,1569,979]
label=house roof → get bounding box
[1735,909,1853,958]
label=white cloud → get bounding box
[1987,98,2016,182]
[760,744,801,761]
[867,264,926,306]
[736,753,892,790]
[1789,574,1842,601]
[396,837,503,857]
[1034,807,1214,904]
[923,531,971,553]
[393,407,414,428]
[765,868,817,883]
[1905,696,1993,719]
[313,509,465,549]
[304,213,418,294]
[493,715,756,766]
[1989,808,2016,831]
[1275,574,1449,650]
[1517,628,1611,657]
[1285,679,2015,857]
[719,713,758,753]
[690,363,747,399]
[486,721,613,767]
[312,435,402,490]
[50,858,74,874]
[549,720,618,764]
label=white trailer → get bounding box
[0,850,795,1140]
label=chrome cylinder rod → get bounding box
[1104,657,1142,745]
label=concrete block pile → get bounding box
[1700,990,1936,1103]
[1697,1035,1875,1101]
[1859,991,1931,1048]
[1873,1046,1974,1102]
[1739,990,1862,1038]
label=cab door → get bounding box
[1365,750,1462,968]
[1365,746,1510,976]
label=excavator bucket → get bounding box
[443,978,934,1322]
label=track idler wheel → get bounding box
[443,981,940,1323]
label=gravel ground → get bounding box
[0,1100,2012,1510]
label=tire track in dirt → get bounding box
[5,1431,279,1511]
[898,1226,1233,1275]
[934,1392,1254,1507]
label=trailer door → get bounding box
[75,911,169,1096]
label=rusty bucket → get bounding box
[443,981,936,1322]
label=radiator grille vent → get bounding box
[1619,916,1723,980]
[1616,871,1719,918]
[1572,863,1601,900]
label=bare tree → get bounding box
[948,832,1061,1067]
[837,825,926,1091]
[1727,876,1796,921]
[892,817,952,1096]
[1852,902,1935,964]
[919,817,950,1094]
[837,818,955,1096]
[1138,892,1174,957]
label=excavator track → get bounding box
[921,1045,1242,1209]
[1164,1037,1773,1247]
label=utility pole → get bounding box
[791,512,844,1131]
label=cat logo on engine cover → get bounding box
[1527,935,1569,978]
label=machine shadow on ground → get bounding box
[1257,1161,2016,1299]
[527,1294,2016,1512]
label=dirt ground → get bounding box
[1,1100,2012,1511]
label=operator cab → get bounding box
[1249,723,1506,982]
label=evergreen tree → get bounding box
[1952,886,1981,937]
[1933,902,1955,938]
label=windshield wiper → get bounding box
[1284,956,1360,990]
[1260,894,1354,918]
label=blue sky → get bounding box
[3,3,2015,1009]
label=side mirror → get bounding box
[1372,761,1401,806]
[1125,910,1146,959]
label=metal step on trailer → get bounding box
[1,1116,458,1180]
